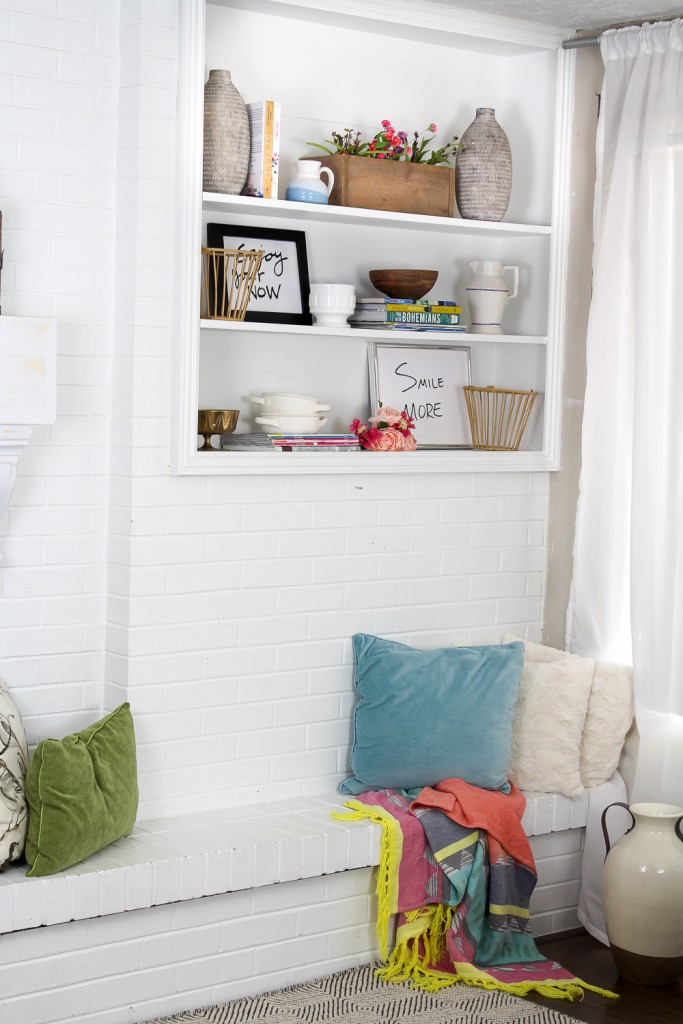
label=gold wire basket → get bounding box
[463,385,538,451]
[200,246,264,321]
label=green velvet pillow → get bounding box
[25,703,138,877]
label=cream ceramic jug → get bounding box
[285,159,334,205]
[602,801,683,985]
[466,259,519,334]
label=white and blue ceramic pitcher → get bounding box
[285,159,334,205]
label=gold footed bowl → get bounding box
[198,409,239,450]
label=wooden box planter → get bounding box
[308,154,456,218]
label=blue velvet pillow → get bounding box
[340,634,524,795]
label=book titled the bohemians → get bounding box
[387,310,461,325]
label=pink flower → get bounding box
[352,406,416,451]
[381,119,391,128]
[363,428,410,451]
[369,405,403,427]
[429,123,437,132]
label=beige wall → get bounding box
[543,46,605,648]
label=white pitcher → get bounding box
[285,159,334,205]
[466,259,519,334]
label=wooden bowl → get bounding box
[368,269,438,301]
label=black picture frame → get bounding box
[206,223,313,326]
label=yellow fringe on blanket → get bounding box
[333,799,619,1003]
[332,801,403,960]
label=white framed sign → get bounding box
[369,343,472,447]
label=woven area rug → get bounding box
[145,962,579,1023]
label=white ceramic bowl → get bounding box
[249,392,330,415]
[255,414,327,433]
[309,283,356,326]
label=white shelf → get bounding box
[203,192,553,238]
[199,319,547,346]
[188,447,556,475]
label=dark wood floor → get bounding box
[533,931,683,1023]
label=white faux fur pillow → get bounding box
[501,633,593,798]
[580,660,634,787]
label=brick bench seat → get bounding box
[0,790,589,937]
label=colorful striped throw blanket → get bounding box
[336,779,617,1002]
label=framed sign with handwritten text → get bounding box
[369,343,472,448]
[206,223,312,325]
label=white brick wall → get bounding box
[0,0,119,748]
[0,1,549,818]
[0,871,381,1024]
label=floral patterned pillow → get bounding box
[0,677,29,870]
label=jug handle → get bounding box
[320,167,334,197]
[503,265,519,301]
[601,801,634,859]
[676,816,683,843]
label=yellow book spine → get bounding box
[262,100,274,199]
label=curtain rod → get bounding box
[563,14,682,48]
[562,34,601,49]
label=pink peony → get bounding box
[363,427,409,451]
[369,406,402,427]
[351,407,416,452]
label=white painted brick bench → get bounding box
[0,791,589,1024]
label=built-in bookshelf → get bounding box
[172,0,574,475]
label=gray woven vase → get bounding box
[455,107,512,222]
[203,69,250,195]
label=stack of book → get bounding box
[220,433,360,453]
[269,433,360,453]
[219,433,274,451]
[349,297,466,332]
[243,100,281,199]
[348,298,389,327]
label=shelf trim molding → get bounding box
[199,319,547,346]
[185,448,558,475]
[202,193,552,236]
[172,0,206,475]
[543,45,576,470]
[211,0,567,52]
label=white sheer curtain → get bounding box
[567,21,683,806]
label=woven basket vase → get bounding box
[456,107,512,222]
[203,69,250,195]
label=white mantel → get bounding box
[0,316,57,557]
